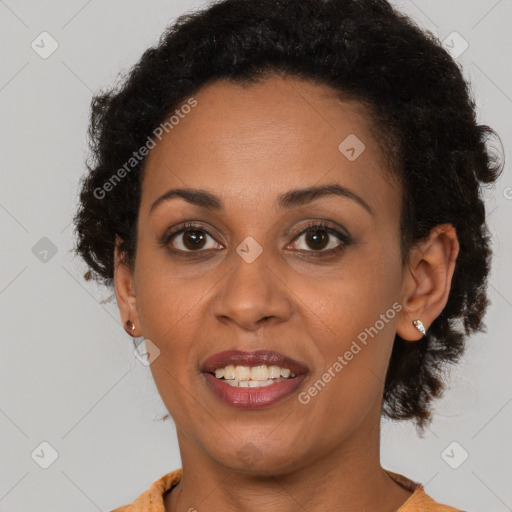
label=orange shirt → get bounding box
[111,468,463,512]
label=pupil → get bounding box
[307,229,328,250]
[184,230,205,250]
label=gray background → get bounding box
[1,0,511,510]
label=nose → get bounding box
[212,248,293,331]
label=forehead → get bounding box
[140,75,399,221]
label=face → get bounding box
[118,75,408,474]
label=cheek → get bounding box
[300,237,403,389]
[305,236,402,335]
[133,237,212,336]
[134,253,211,428]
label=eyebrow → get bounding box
[149,183,373,215]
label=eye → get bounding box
[161,220,351,258]
[288,221,350,256]
[162,222,223,253]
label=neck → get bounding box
[164,415,412,512]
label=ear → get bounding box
[114,236,141,337]
[396,223,459,341]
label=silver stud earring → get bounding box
[413,319,426,336]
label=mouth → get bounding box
[200,349,309,409]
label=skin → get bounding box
[114,74,459,512]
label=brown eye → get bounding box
[289,221,351,257]
[303,228,330,251]
[163,223,222,254]
[180,229,208,250]
[292,227,344,252]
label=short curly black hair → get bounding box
[73,0,503,430]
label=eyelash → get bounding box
[160,221,351,259]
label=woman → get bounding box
[73,0,502,510]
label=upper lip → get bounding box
[201,350,309,376]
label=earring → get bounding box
[125,319,135,335]
[413,319,426,336]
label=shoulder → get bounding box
[385,470,465,512]
[399,485,465,512]
[110,468,183,512]
[111,467,465,512]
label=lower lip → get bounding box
[202,372,307,409]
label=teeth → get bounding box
[224,365,236,380]
[212,364,297,382]
[235,365,252,381]
[268,365,281,378]
[225,378,283,388]
[251,365,269,380]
